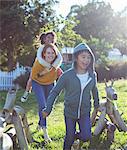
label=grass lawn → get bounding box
[0,79,127,150]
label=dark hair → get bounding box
[39,31,57,45]
[73,49,91,60]
[46,31,56,39]
[40,33,46,44]
[73,50,83,59]
[73,49,94,71]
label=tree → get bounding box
[0,0,58,71]
[111,7,127,55]
[59,17,85,48]
[38,16,85,49]
[67,1,127,58]
[68,2,114,41]
[87,37,112,64]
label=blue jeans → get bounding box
[63,114,92,150]
[32,80,53,128]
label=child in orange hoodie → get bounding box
[21,31,63,102]
[32,43,62,142]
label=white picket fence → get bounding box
[0,63,28,91]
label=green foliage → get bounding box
[87,37,112,63]
[39,16,85,49]
[0,0,58,71]
[67,1,127,56]
[60,17,85,48]
[17,49,36,67]
[0,0,33,70]
[70,2,114,40]
[1,0,127,71]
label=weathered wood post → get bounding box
[14,105,33,143]
[12,110,28,150]
[1,87,33,149]
[22,114,33,143]
[3,88,17,111]
[91,80,127,142]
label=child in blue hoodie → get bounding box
[42,43,100,149]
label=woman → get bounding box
[31,43,61,142]
[21,31,63,102]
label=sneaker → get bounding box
[44,134,52,143]
[21,91,29,102]
[36,124,42,131]
[42,127,52,143]
[72,139,80,150]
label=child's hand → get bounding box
[37,68,50,77]
[91,110,97,125]
[57,68,63,78]
[42,111,48,118]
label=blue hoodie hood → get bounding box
[73,43,95,73]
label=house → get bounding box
[108,48,122,60]
[108,48,127,61]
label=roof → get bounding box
[61,47,74,54]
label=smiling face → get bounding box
[43,47,56,64]
[76,51,92,73]
[44,33,55,44]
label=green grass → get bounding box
[0,79,127,150]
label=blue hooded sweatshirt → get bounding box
[44,43,99,119]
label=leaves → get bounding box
[0,0,57,71]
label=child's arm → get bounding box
[92,72,100,109]
[37,45,51,69]
[42,73,65,117]
[37,68,50,77]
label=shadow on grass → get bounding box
[82,134,113,150]
[30,140,45,149]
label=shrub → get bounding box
[96,61,127,82]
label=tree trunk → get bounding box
[6,39,15,71]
